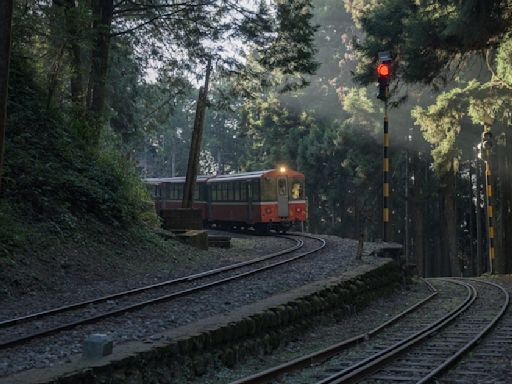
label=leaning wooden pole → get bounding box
[0,0,13,192]
[182,59,212,209]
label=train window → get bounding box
[261,177,275,201]
[167,184,172,199]
[240,182,247,201]
[234,182,240,201]
[178,184,184,200]
[193,185,199,201]
[199,184,205,201]
[290,178,305,200]
[278,178,287,196]
[210,184,217,201]
[252,180,261,201]
[226,182,231,201]
[222,183,228,201]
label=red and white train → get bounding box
[145,167,306,232]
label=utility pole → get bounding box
[182,59,212,209]
[377,51,392,242]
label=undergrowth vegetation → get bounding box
[0,52,159,261]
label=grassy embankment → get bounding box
[0,54,187,297]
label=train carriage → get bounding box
[145,167,307,232]
[144,176,211,221]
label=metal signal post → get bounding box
[481,130,495,274]
[383,94,390,242]
[377,51,392,242]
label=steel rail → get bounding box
[228,279,438,384]
[0,234,325,350]
[317,279,476,384]
[0,235,303,328]
[417,278,509,384]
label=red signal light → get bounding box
[377,63,390,77]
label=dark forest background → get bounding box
[0,0,511,277]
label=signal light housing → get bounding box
[377,51,392,101]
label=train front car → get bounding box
[260,167,307,232]
[207,168,306,232]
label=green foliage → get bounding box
[3,49,158,229]
[0,202,27,261]
[259,0,319,76]
[496,36,512,86]
[350,0,512,86]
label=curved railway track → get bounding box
[0,232,326,350]
[230,278,509,384]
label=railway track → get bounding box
[0,232,325,351]
[230,278,509,384]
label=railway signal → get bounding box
[377,51,392,242]
[480,129,495,273]
[377,63,391,101]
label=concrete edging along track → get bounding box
[4,259,401,384]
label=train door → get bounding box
[246,181,253,224]
[277,177,289,217]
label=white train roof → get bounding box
[144,169,304,185]
[207,170,274,183]
[143,176,210,185]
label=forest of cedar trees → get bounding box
[0,0,511,277]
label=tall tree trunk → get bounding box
[0,0,13,192]
[412,153,425,276]
[505,131,512,274]
[414,202,424,276]
[64,0,84,109]
[468,163,476,276]
[88,0,113,142]
[46,46,65,109]
[497,131,512,273]
[475,158,484,275]
[434,198,444,276]
[182,59,212,209]
[494,145,505,274]
[504,132,512,274]
[442,170,461,276]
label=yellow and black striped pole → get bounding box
[377,52,392,242]
[484,157,495,274]
[383,94,390,242]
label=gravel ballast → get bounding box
[0,232,387,380]
[187,279,435,384]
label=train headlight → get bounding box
[265,207,272,214]
[279,166,286,173]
